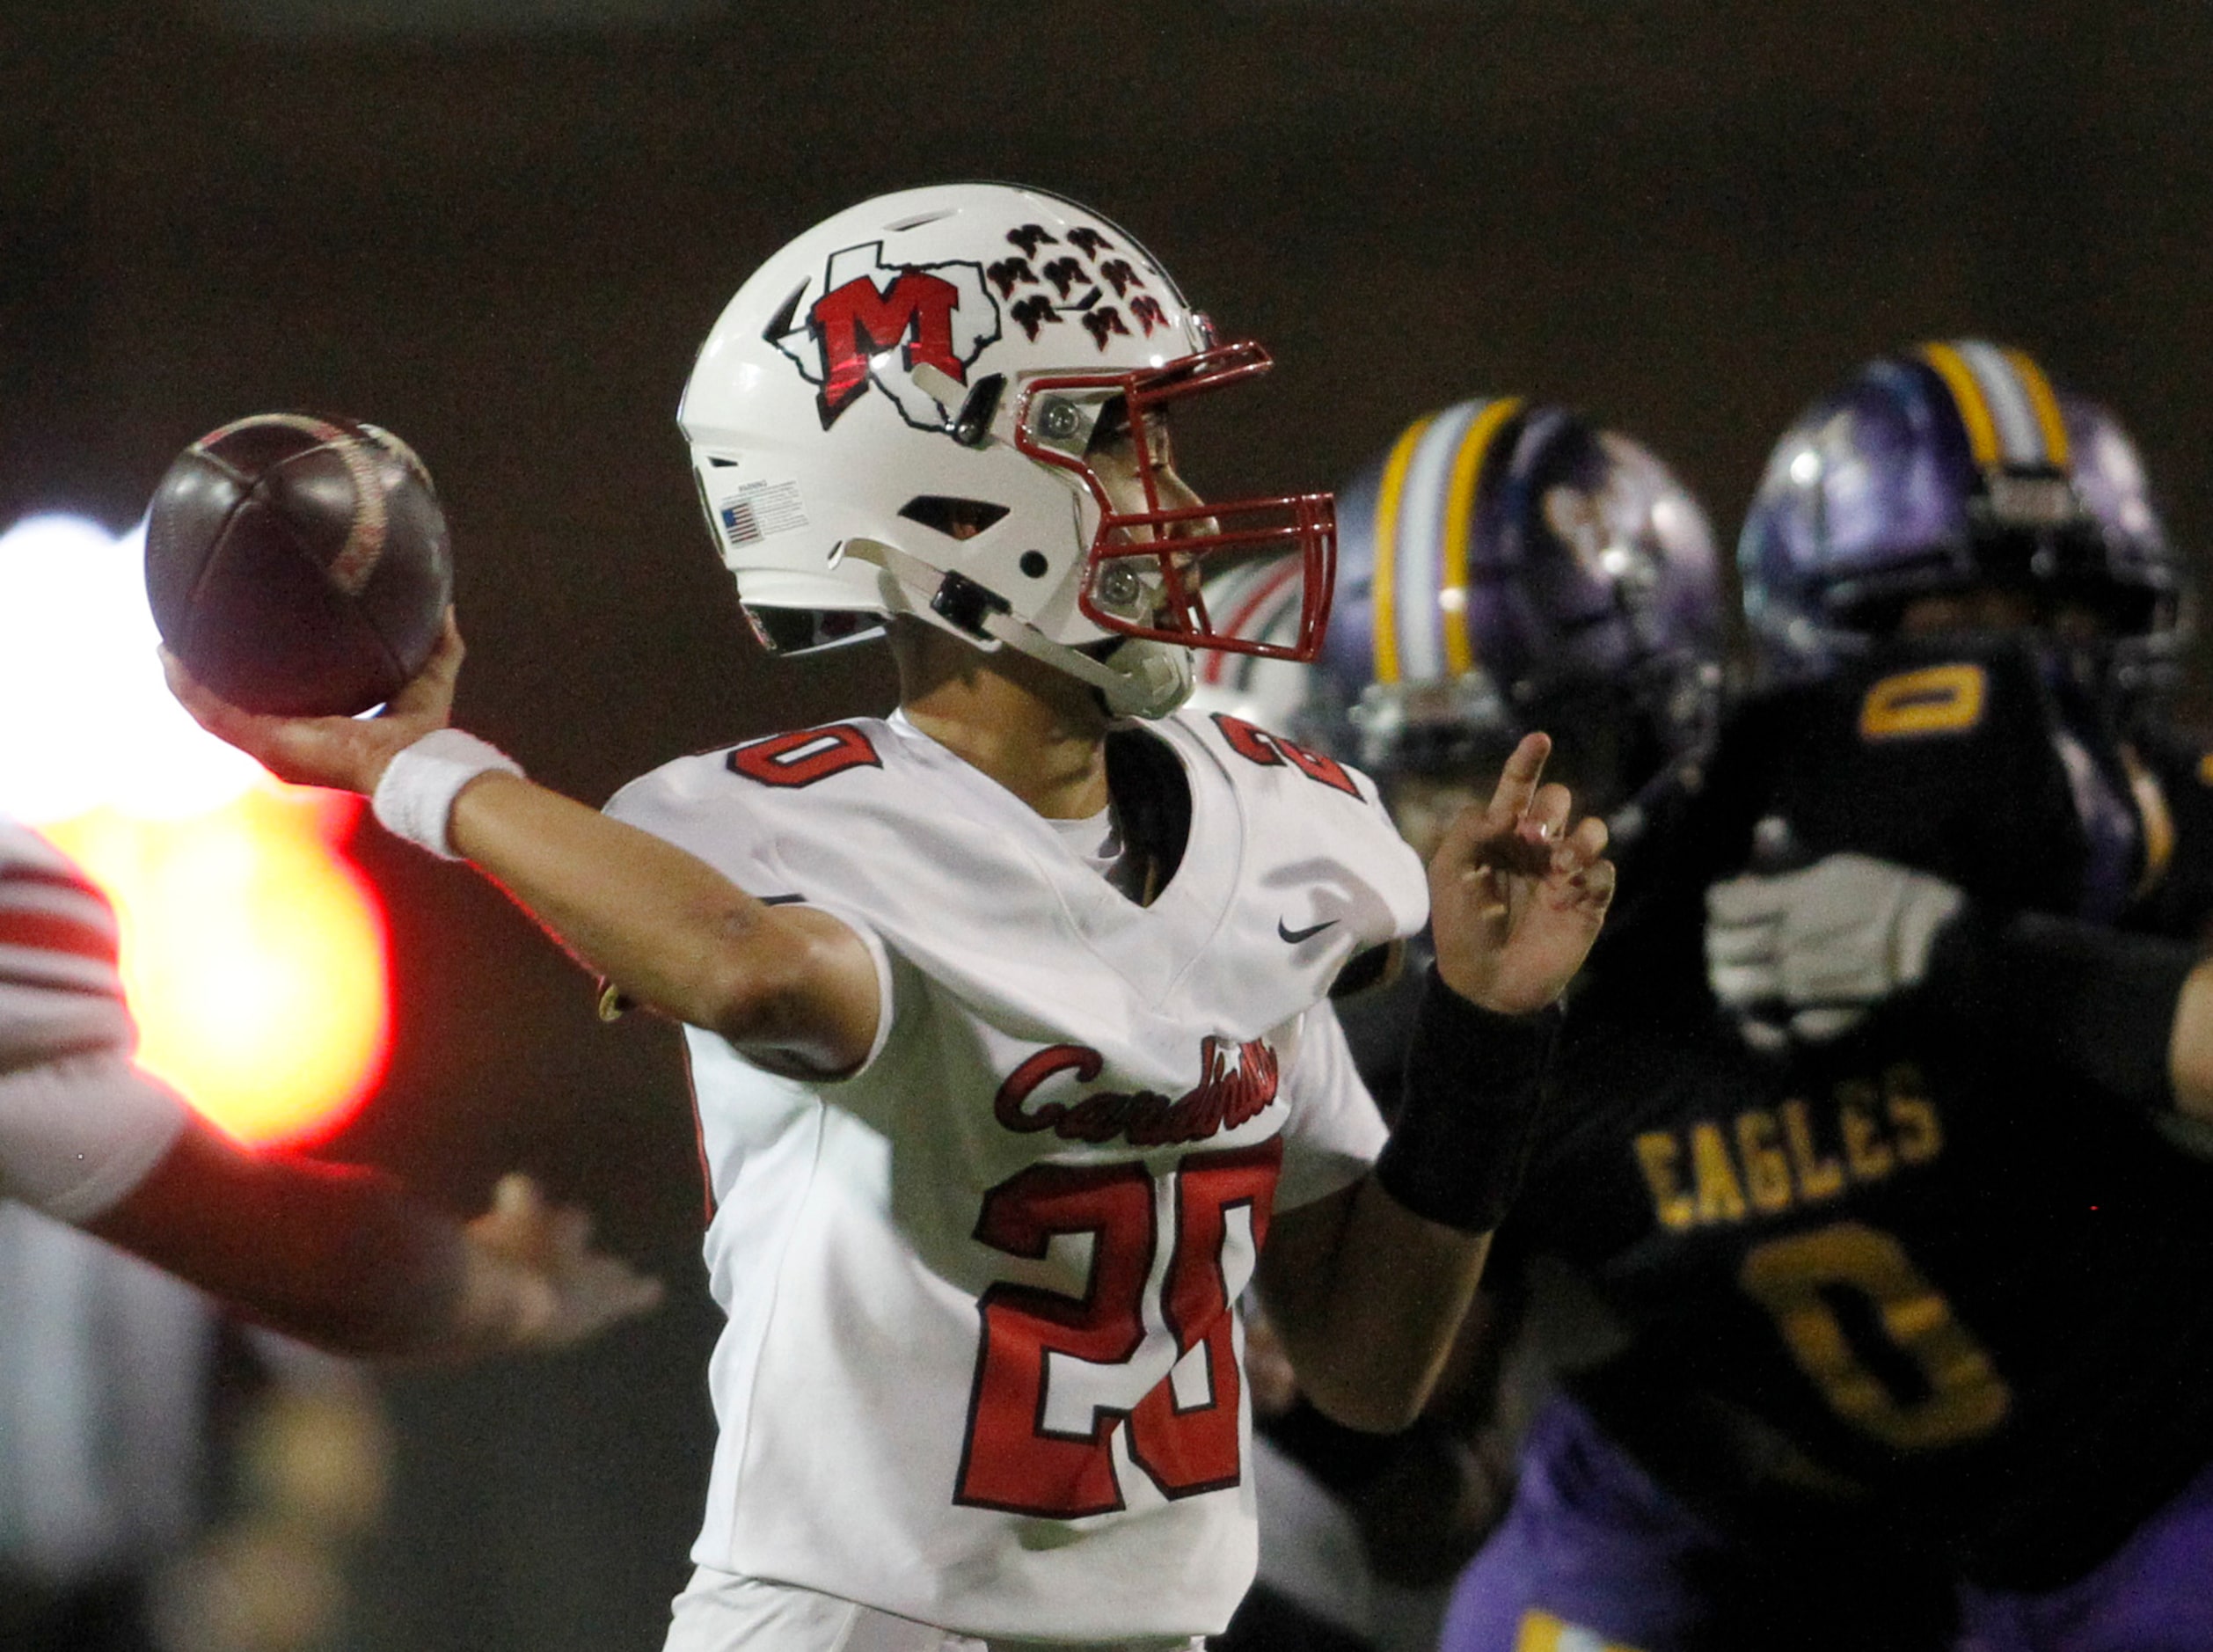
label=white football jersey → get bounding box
[606,707,1428,1641]
[0,818,186,1221]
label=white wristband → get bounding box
[371,728,525,859]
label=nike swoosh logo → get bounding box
[1278,917,1339,944]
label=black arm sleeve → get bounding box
[1373,968,1561,1232]
[1924,909,2199,1113]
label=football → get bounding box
[145,413,453,716]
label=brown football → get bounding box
[145,413,453,716]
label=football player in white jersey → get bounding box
[0,814,660,1357]
[164,183,1614,1651]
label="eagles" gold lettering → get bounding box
[1634,1064,1943,1233]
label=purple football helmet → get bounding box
[1300,398,1727,820]
[1740,340,2186,708]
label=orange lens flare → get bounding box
[42,786,391,1149]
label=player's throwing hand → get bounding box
[1428,732,1614,1014]
[162,611,465,797]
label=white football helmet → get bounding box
[679,183,1335,719]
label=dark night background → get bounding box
[4,3,2209,1647]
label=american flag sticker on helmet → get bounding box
[719,479,808,546]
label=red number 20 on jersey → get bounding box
[954,1142,1282,1517]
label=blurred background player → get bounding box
[163,183,1614,1652]
[1195,397,1727,1652]
[1436,340,2213,1652]
[1311,397,1727,1075]
[0,812,661,1649]
[1200,395,1725,1083]
[0,813,660,1358]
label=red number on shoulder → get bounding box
[1211,713,1285,768]
[955,1143,1282,1517]
[1273,737,1358,797]
[727,724,881,788]
[1210,713,1358,797]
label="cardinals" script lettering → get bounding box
[995,1036,1279,1147]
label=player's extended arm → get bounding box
[1260,734,1613,1433]
[1707,852,2213,1122]
[1938,907,2213,1122]
[443,771,879,1067]
[0,1044,659,1360]
[1,815,655,1358]
[84,1115,660,1359]
[1257,1175,1498,1435]
[162,620,881,1073]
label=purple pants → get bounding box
[1955,1455,2213,1652]
[1438,1397,1732,1652]
[1442,1396,2213,1652]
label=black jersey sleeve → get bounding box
[1923,904,2198,1114]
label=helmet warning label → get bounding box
[719,479,807,546]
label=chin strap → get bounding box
[841,538,1194,720]
[981,616,1193,720]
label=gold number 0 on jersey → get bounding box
[1739,1222,2011,1450]
[1858,663,1988,741]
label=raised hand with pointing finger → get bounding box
[1429,731,1617,1017]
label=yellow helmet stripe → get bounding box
[1440,398,1524,676]
[2003,347,2071,469]
[1919,341,2001,466]
[1372,412,1436,686]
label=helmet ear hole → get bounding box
[744,605,879,654]
[898,496,1010,540]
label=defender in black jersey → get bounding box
[1196,397,1879,1650]
[1502,650,2213,1545]
[1442,344,2213,1652]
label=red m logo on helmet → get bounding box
[771,242,1003,432]
[810,270,965,426]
